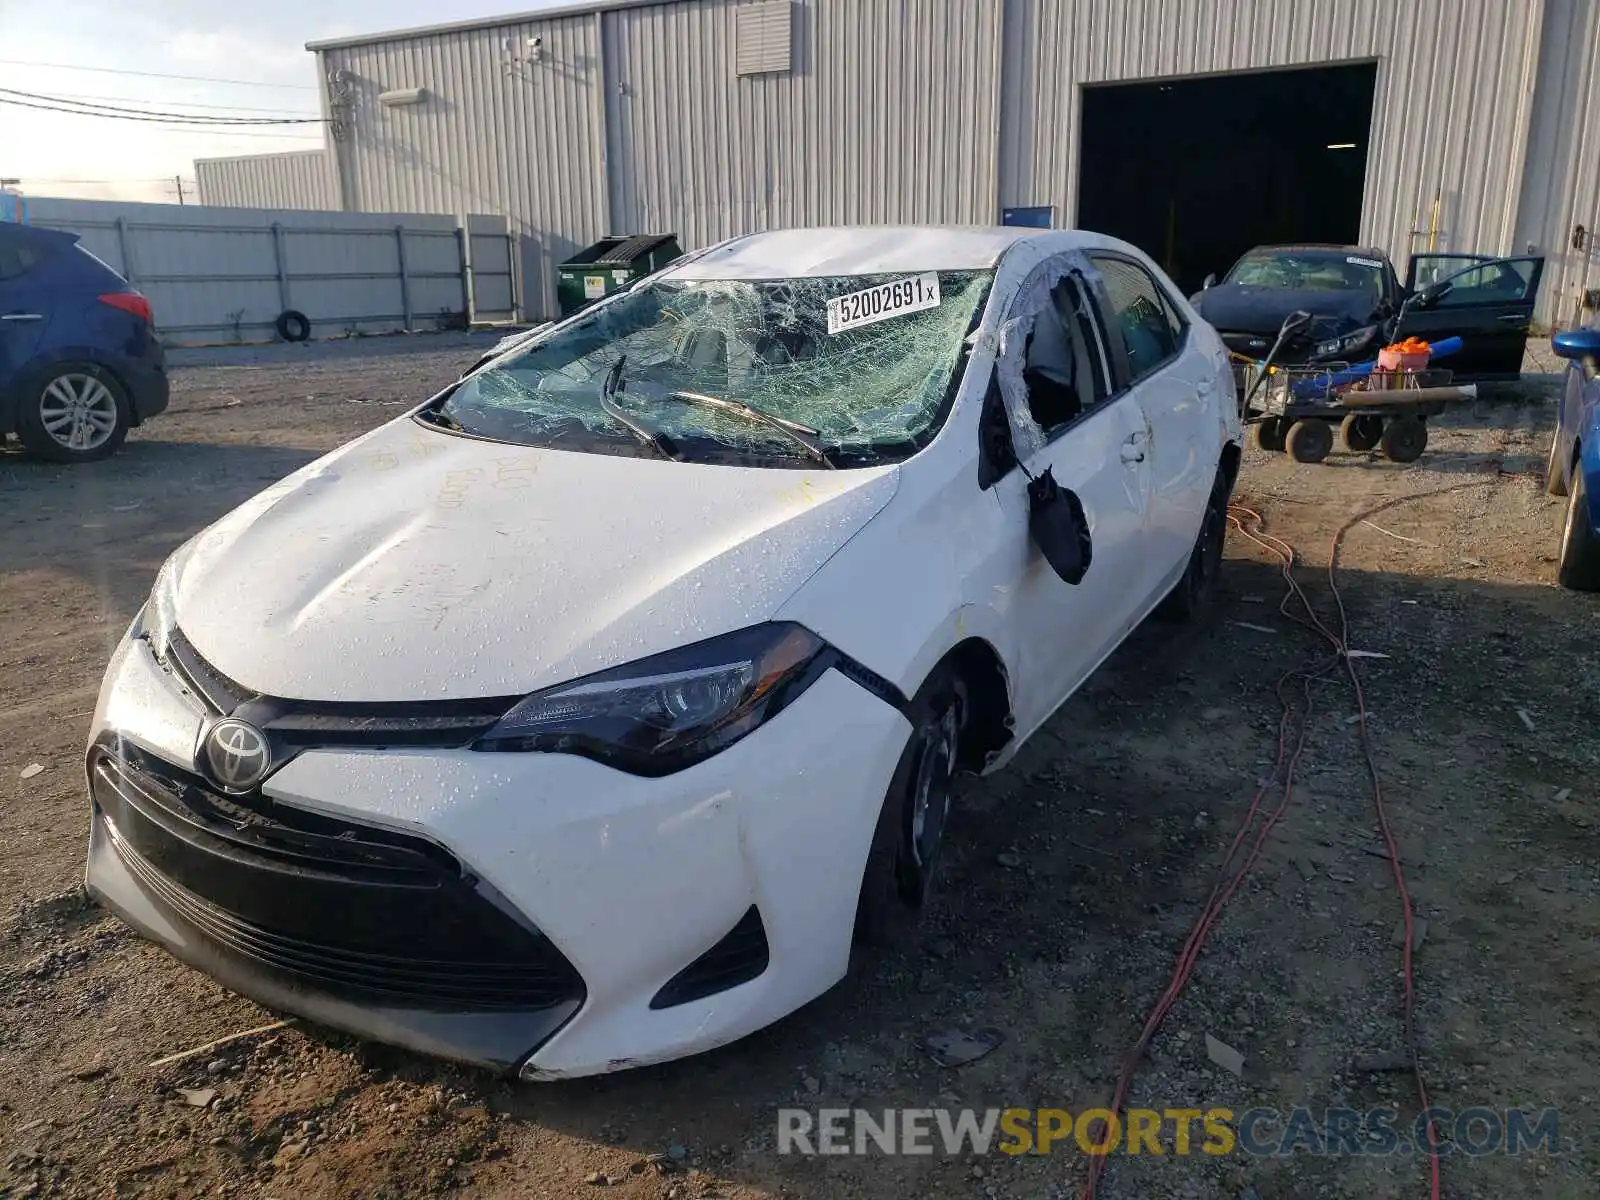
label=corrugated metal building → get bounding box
[269,0,1600,325]
[195,150,338,211]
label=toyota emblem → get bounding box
[204,719,271,791]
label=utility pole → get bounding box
[173,175,188,205]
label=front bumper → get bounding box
[85,631,911,1078]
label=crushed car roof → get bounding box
[667,225,1103,279]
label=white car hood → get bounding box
[173,419,898,702]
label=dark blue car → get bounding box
[1546,321,1600,590]
[0,221,168,462]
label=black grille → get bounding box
[160,627,514,753]
[91,746,583,1013]
[650,906,769,1009]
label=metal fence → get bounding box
[13,196,516,346]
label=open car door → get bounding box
[1397,253,1545,379]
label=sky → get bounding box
[0,0,557,203]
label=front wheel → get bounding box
[1380,416,1428,464]
[1254,418,1286,453]
[1557,465,1600,591]
[855,669,965,947]
[16,364,131,463]
[1286,418,1333,464]
[1341,413,1383,453]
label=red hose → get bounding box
[1080,485,1491,1200]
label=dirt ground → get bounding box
[1,334,1595,1200]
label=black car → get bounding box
[1191,244,1545,380]
[0,221,168,462]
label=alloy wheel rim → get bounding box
[908,706,958,871]
[40,374,118,451]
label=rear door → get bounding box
[0,225,56,389]
[1089,252,1216,598]
[1399,254,1545,378]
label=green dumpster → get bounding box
[556,233,683,316]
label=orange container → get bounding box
[1377,337,1431,373]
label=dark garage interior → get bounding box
[1077,62,1378,296]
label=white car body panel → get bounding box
[84,224,1241,1078]
[173,420,897,701]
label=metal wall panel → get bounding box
[195,150,338,210]
[1515,0,1600,329]
[315,11,609,321]
[999,0,1551,313]
[311,0,1594,327]
[603,0,1003,253]
[19,196,501,344]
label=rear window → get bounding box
[71,243,127,283]
[0,236,44,281]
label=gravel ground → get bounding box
[1,338,1595,1199]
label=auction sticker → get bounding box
[1346,256,1384,269]
[827,272,941,335]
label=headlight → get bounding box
[473,623,829,775]
[1313,324,1379,360]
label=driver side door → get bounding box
[1398,254,1545,378]
[978,260,1154,738]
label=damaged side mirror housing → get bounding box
[1027,467,1093,585]
[1202,272,1218,290]
[1415,280,1453,309]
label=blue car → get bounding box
[1546,321,1600,590]
[0,221,168,462]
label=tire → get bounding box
[1380,416,1428,464]
[15,363,131,463]
[855,669,966,948]
[1158,468,1229,622]
[1545,433,1569,497]
[1253,418,1286,453]
[1556,464,1600,591]
[1340,413,1384,453]
[1285,418,1333,464]
[275,309,311,342]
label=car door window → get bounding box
[1433,259,1539,306]
[0,233,43,281]
[1019,276,1111,436]
[1090,255,1183,383]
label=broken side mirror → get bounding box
[1416,280,1454,309]
[1551,328,1600,360]
[1027,467,1092,584]
[1202,272,1218,290]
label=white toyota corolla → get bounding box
[85,226,1240,1079]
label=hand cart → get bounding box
[1234,314,1476,465]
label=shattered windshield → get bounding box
[1226,252,1384,298]
[431,270,994,468]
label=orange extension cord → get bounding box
[1079,482,1493,1200]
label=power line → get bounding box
[0,88,323,124]
[48,91,321,116]
[0,91,326,125]
[0,58,317,90]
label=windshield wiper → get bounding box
[598,355,678,462]
[661,389,836,469]
[414,405,465,432]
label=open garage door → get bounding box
[1078,63,1378,296]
